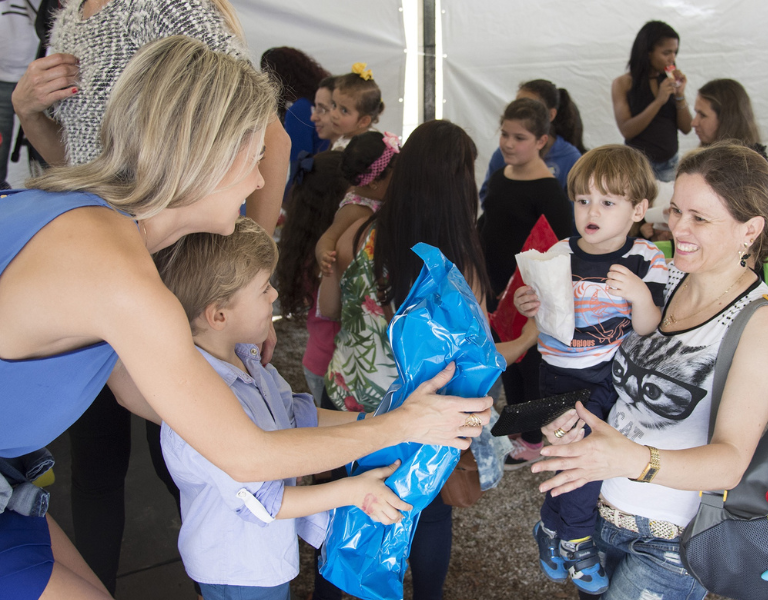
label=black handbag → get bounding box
[490,389,591,437]
[680,296,768,600]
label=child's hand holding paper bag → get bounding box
[513,249,574,345]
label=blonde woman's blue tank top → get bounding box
[0,189,119,458]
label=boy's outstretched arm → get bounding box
[605,264,661,335]
[277,461,410,525]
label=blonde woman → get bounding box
[0,37,491,600]
[10,0,290,592]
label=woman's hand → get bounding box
[532,402,646,496]
[348,461,412,524]
[541,408,585,446]
[655,77,676,106]
[11,54,78,165]
[514,285,540,318]
[671,68,688,96]
[12,54,80,120]
[397,362,492,450]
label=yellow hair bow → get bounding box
[351,62,373,81]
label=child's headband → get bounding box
[352,62,373,81]
[356,132,400,187]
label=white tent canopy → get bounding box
[234,0,768,187]
[440,0,768,184]
[8,1,768,189]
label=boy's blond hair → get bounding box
[154,217,278,334]
[567,145,658,207]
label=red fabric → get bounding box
[488,215,560,361]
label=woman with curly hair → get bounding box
[276,150,348,405]
[261,46,331,163]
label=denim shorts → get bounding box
[649,153,679,183]
[595,514,706,600]
[199,581,290,600]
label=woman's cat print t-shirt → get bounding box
[601,263,768,527]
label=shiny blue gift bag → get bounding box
[318,243,505,600]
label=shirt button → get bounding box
[250,348,258,355]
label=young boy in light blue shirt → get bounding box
[154,217,408,600]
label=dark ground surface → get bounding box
[45,315,726,599]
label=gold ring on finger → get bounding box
[464,414,482,428]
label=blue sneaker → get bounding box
[533,522,567,583]
[560,537,609,595]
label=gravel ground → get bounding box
[271,315,726,600]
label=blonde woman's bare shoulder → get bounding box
[0,205,170,359]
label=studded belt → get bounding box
[598,502,685,540]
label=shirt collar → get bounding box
[195,344,262,386]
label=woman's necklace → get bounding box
[662,270,750,328]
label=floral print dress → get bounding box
[324,226,396,413]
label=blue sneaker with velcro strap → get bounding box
[560,536,609,595]
[533,521,567,583]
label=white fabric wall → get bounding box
[232,0,407,136]
[7,1,407,188]
[440,0,768,187]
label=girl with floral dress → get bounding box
[318,120,535,600]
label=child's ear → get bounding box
[202,302,229,331]
[357,114,372,130]
[536,134,548,152]
[632,198,650,222]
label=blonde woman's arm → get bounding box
[1,205,490,483]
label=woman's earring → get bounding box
[739,240,753,268]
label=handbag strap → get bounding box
[707,295,768,440]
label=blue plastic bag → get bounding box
[318,243,505,600]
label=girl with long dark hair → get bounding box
[478,98,573,467]
[480,79,585,203]
[276,151,348,405]
[318,120,533,599]
[611,20,692,181]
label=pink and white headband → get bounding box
[356,132,401,186]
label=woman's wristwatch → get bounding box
[630,445,660,483]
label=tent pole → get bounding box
[422,0,435,121]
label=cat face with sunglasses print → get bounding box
[612,344,709,426]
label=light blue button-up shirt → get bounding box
[161,344,328,586]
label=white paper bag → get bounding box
[515,249,574,345]
[644,180,674,231]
